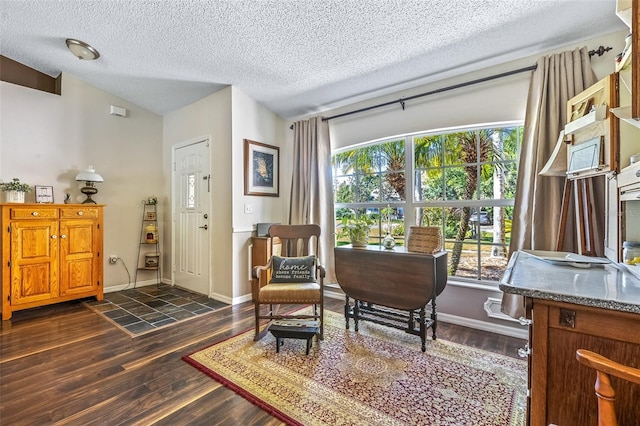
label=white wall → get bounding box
[162,87,287,303]
[320,31,626,149]
[162,87,233,300]
[0,74,164,290]
[230,87,288,302]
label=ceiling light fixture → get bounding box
[65,38,100,60]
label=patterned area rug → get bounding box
[183,309,527,425]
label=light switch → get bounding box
[244,204,253,214]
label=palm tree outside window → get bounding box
[332,122,523,283]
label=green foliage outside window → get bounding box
[333,125,523,281]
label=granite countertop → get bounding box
[500,250,640,314]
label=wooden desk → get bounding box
[334,245,447,351]
[500,251,640,426]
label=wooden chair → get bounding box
[252,224,324,341]
[576,349,640,426]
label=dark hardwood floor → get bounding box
[0,296,526,425]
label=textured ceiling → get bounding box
[0,0,626,118]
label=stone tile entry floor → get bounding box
[85,283,228,336]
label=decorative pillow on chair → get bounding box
[270,255,316,283]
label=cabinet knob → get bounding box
[77,211,83,216]
[51,234,57,239]
[60,234,66,239]
[32,211,39,216]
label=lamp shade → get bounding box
[75,166,104,182]
[66,39,100,60]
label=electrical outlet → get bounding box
[109,255,118,264]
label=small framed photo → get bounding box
[35,185,54,204]
[244,139,279,197]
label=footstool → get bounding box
[269,320,319,355]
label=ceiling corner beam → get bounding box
[0,55,61,95]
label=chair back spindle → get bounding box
[269,224,319,257]
[576,349,640,426]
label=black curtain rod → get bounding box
[289,45,612,128]
[320,64,538,123]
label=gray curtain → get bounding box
[502,47,597,318]
[290,117,336,283]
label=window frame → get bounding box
[333,121,523,286]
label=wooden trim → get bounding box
[0,55,61,95]
[633,0,639,119]
[531,303,549,426]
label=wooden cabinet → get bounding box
[528,299,640,426]
[250,236,280,302]
[501,251,640,426]
[1,204,104,320]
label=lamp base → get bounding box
[80,185,98,204]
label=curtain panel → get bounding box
[502,47,597,318]
[290,117,336,283]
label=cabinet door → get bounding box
[59,219,100,296]
[9,220,59,305]
[531,301,640,426]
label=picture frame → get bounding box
[244,139,279,197]
[568,137,602,174]
[35,185,54,203]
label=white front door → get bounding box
[173,138,211,295]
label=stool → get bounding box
[269,321,319,355]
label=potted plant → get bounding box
[0,178,31,203]
[340,215,373,247]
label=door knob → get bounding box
[203,214,208,219]
[199,224,208,230]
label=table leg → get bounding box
[431,296,437,340]
[419,307,426,352]
[344,295,350,330]
[354,300,360,332]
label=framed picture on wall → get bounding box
[244,139,279,197]
[35,185,54,203]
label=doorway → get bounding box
[172,137,211,296]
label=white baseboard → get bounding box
[209,291,235,305]
[436,312,527,340]
[322,288,527,340]
[104,278,168,293]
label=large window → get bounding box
[333,123,523,284]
